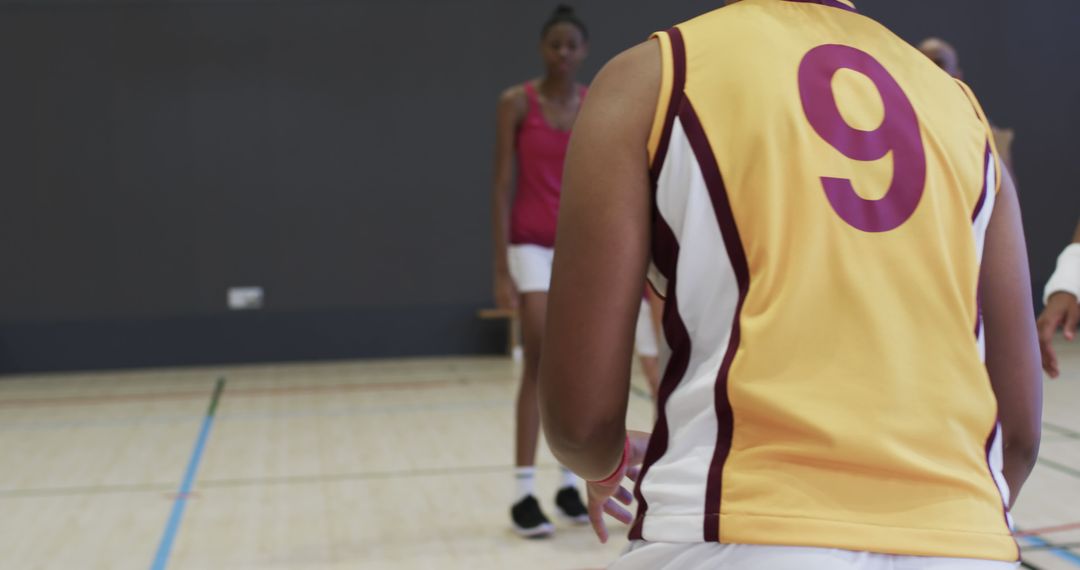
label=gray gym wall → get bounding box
[0,0,1075,373]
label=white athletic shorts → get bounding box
[507,244,553,294]
[609,542,1019,570]
[635,299,659,358]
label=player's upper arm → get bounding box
[538,40,662,473]
[979,164,1042,454]
[493,86,525,187]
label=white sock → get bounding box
[514,466,536,502]
[560,466,579,489]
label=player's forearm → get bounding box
[491,182,512,271]
[544,415,626,481]
[987,335,1043,508]
[539,285,637,480]
[1001,431,1039,508]
[539,301,634,480]
[984,275,1043,507]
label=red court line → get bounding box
[0,389,211,407]
[0,377,487,409]
[1017,521,1080,537]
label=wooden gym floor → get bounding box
[0,340,1078,569]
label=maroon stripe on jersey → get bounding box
[973,144,991,338]
[649,27,687,188]
[677,100,750,542]
[629,213,692,541]
[972,143,992,222]
[983,423,1022,561]
[783,0,858,13]
[649,202,673,287]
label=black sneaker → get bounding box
[554,486,590,525]
[511,495,555,538]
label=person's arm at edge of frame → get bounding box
[981,165,1043,507]
[1036,217,1080,378]
[538,41,660,482]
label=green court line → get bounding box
[1038,457,1080,480]
[0,463,569,498]
[1044,421,1080,439]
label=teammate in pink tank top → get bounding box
[509,81,582,248]
[490,4,590,538]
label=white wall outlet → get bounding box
[227,286,264,310]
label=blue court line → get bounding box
[150,378,225,570]
[1022,535,1080,567]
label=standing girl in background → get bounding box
[490,5,590,538]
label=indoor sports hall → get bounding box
[1,1,1077,569]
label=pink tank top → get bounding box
[510,82,585,248]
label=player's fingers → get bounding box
[603,499,634,525]
[1065,304,1080,341]
[1041,330,1058,377]
[589,504,609,543]
[1037,310,1063,346]
[1040,339,1060,379]
[614,485,633,505]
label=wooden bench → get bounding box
[477,308,521,359]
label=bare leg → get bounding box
[639,354,661,399]
[515,292,548,467]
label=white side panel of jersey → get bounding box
[640,118,741,541]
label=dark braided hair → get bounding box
[542,4,588,41]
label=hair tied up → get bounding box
[542,3,588,40]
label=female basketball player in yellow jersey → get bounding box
[539,0,1043,568]
[490,4,590,538]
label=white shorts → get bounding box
[635,299,659,358]
[507,244,554,294]
[610,542,1019,570]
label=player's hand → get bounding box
[494,271,518,311]
[586,430,650,543]
[1036,292,1080,379]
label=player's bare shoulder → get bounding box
[580,40,662,141]
[595,40,661,94]
[497,83,530,124]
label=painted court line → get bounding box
[1017,521,1080,537]
[1038,457,1080,481]
[1023,541,1080,551]
[0,376,492,409]
[1044,421,1080,439]
[197,464,530,489]
[0,481,175,499]
[629,384,653,401]
[0,398,512,433]
[1021,535,1080,568]
[150,377,225,570]
[0,464,569,499]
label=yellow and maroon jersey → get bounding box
[634,0,1013,561]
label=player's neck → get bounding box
[538,76,576,103]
